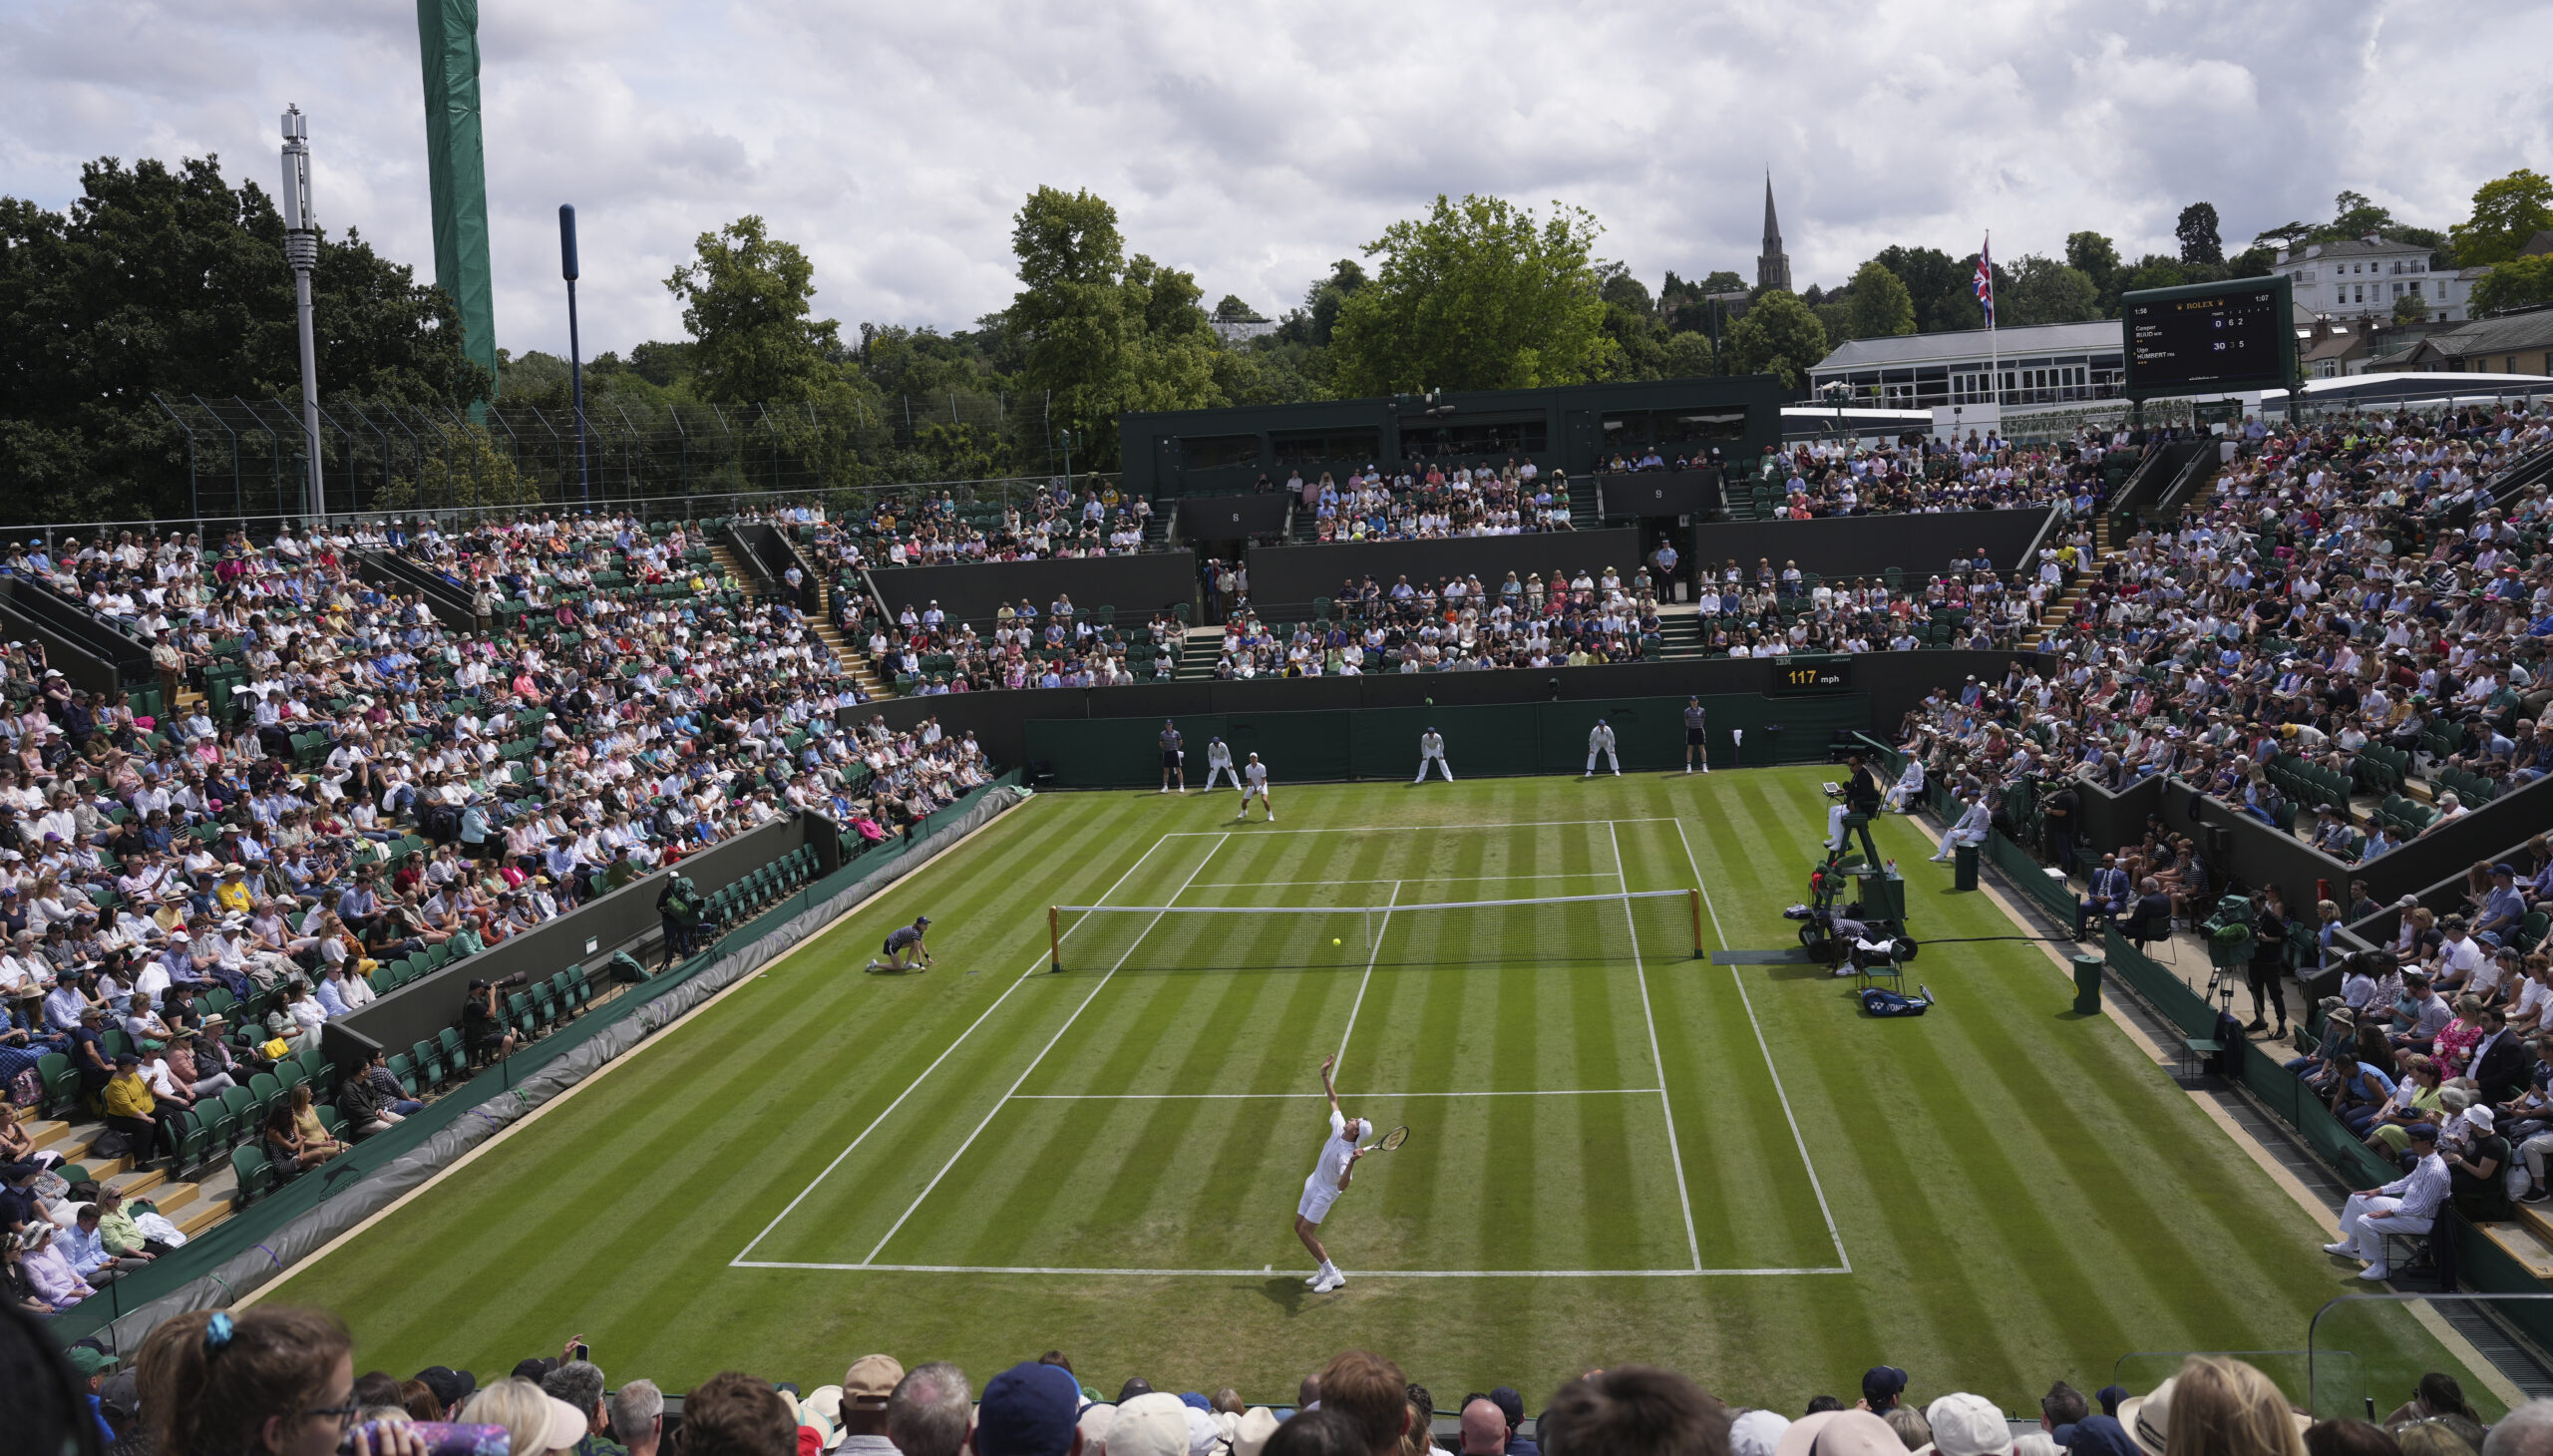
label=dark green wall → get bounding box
[1120,376,1787,498]
[1026,693,1868,788]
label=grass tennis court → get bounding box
[262,768,2491,1413]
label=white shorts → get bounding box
[1244,782,1269,800]
[1297,1175,1339,1224]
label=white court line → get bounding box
[1333,880,1399,1071]
[733,1261,1850,1277]
[1181,873,1615,889]
[1676,817,1851,1274]
[1158,818,1680,837]
[859,834,1232,1266]
[1007,1088,1657,1100]
[731,832,1171,1266]
[1614,821,1702,1273]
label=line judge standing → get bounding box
[1414,726,1453,783]
[1584,718,1620,778]
[1157,719,1185,794]
[1202,735,1241,791]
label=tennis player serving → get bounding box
[1292,1053,1408,1292]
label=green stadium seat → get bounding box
[231,1144,276,1206]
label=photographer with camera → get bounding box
[462,976,521,1066]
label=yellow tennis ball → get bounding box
[1331,937,1342,946]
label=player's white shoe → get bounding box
[1305,1271,1326,1285]
[1267,813,1276,822]
[1315,1269,1346,1291]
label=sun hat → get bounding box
[1105,1393,1195,1456]
[2116,1376,2176,1456]
[1777,1411,1905,1456]
[1916,1394,2013,1456]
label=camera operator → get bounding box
[462,975,520,1066]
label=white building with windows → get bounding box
[1805,319,2125,413]
[2270,236,2466,324]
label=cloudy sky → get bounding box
[6,0,2549,360]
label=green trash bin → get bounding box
[2071,953,2104,1015]
[1953,843,1980,892]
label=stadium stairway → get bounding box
[2480,1202,2553,1280]
[22,1110,233,1241]
[2023,459,2239,650]
[1655,603,1706,659]
[813,578,893,699]
[1176,625,1226,681]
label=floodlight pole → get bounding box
[280,105,325,521]
[560,204,589,506]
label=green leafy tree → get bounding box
[1008,185,1223,465]
[1725,289,1826,389]
[2450,170,2553,267]
[2253,220,2315,249]
[1844,259,1917,338]
[2392,291,2435,325]
[1592,262,1668,379]
[1118,252,1224,414]
[2321,189,2395,241]
[1276,259,1366,348]
[1329,194,1609,395]
[663,215,844,405]
[624,340,697,388]
[2470,253,2553,317]
[1213,294,1257,322]
[379,423,538,510]
[1010,185,1138,462]
[0,153,484,521]
[2225,244,2277,277]
[2063,231,2122,314]
[1870,245,1976,333]
[2118,254,2188,295]
[2176,202,2224,265]
[2003,255,2101,326]
[1660,330,1715,378]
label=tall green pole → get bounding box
[418,0,498,400]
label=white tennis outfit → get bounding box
[1297,1108,1357,1223]
[1203,740,1241,790]
[1585,723,1620,775]
[1243,761,1270,800]
[1414,730,1452,783]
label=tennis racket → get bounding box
[1359,1125,1409,1154]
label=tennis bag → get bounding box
[1860,987,1930,1017]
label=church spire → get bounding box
[1756,172,1791,293]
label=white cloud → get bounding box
[3,0,2548,361]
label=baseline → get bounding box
[730,1261,1850,1278]
[1157,818,1682,838]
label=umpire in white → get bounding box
[1414,727,1453,783]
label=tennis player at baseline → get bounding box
[1238,753,1275,822]
[1293,1053,1368,1292]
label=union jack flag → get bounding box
[1974,234,1994,327]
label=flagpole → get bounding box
[1985,229,1999,443]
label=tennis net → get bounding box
[1046,889,1702,973]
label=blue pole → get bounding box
[559,203,588,506]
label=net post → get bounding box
[1048,905,1061,973]
[1690,888,1703,958]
